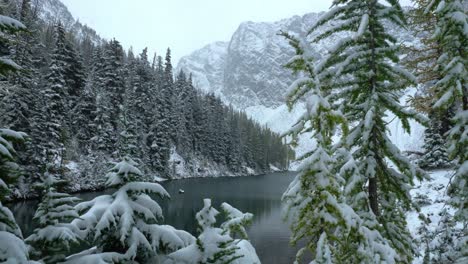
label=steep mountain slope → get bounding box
[34,0,102,44]
[177,41,228,95]
[176,12,426,159]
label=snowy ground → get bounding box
[407,169,455,264]
[167,147,279,179]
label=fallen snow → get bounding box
[407,169,456,264]
[153,175,168,182]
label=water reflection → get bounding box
[10,172,305,263]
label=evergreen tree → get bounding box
[89,46,114,154]
[0,128,32,263]
[26,174,81,263]
[38,42,68,175]
[163,48,177,142]
[166,199,251,264]
[71,80,96,156]
[11,0,42,88]
[71,157,194,262]
[285,0,428,262]
[0,12,25,75]
[0,19,31,263]
[226,111,242,171]
[116,101,139,159]
[102,39,125,133]
[418,120,451,169]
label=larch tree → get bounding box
[281,30,395,263]
[404,0,455,172]
[283,0,428,262]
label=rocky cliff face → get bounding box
[177,41,228,95]
[178,13,326,109]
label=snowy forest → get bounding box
[0,0,467,263]
[0,0,291,199]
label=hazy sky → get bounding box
[61,0,413,64]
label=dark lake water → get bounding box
[9,172,304,263]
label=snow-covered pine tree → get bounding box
[163,48,177,142]
[166,199,260,264]
[220,202,253,240]
[280,30,353,263]
[174,71,190,151]
[0,0,47,191]
[89,47,115,155]
[281,31,396,263]
[297,0,428,262]
[116,100,139,160]
[184,75,197,150]
[38,34,69,176]
[426,0,467,262]
[70,157,194,263]
[226,111,242,172]
[418,120,451,169]
[26,173,81,263]
[10,0,43,89]
[71,80,96,156]
[0,12,26,75]
[0,128,35,263]
[50,22,85,113]
[102,39,126,152]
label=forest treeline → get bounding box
[0,0,291,198]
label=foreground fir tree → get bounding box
[426,0,467,262]
[67,157,194,263]
[166,199,259,264]
[26,174,81,263]
[283,0,428,262]
[281,31,396,263]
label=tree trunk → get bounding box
[369,176,379,216]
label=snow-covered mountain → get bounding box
[33,0,102,44]
[178,13,325,109]
[177,11,426,159]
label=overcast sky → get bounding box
[61,0,413,64]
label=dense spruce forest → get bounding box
[0,0,291,199]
